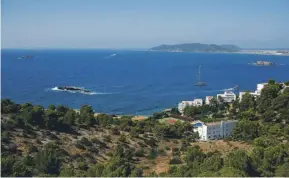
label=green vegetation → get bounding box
[1,99,198,177]
[183,97,227,121]
[151,43,241,52]
[1,80,289,177]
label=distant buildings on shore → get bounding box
[177,82,271,114]
[175,81,287,141]
[178,99,203,114]
[239,83,267,101]
[217,91,236,103]
[238,50,289,56]
[205,96,214,105]
[178,90,237,114]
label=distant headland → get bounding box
[150,43,241,53]
[150,43,289,56]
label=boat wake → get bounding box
[49,86,116,95]
[104,53,117,59]
[51,87,96,95]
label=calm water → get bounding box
[2,49,289,115]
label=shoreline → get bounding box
[149,50,289,56]
[73,109,151,118]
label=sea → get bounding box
[2,49,289,115]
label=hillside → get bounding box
[150,43,241,52]
[1,79,289,177]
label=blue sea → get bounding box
[2,49,289,115]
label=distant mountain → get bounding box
[150,43,241,52]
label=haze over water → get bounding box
[2,49,289,115]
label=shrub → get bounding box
[79,137,92,147]
[75,142,86,150]
[8,143,18,153]
[144,138,157,147]
[172,147,179,152]
[103,135,111,142]
[35,138,42,144]
[165,146,170,151]
[28,145,38,153]
[158,148,166,156]
[138,141,147,147]
[71,154,81,159]
[111,127,120,135]
[91,137,101,144]
[77,161,88,170]
[6,119,17,128]
[180,142,189,151]
[169,156,182,164]
[148,148,158,159]
[23,140,29,144]
[49,133,59,140]
[172,147,180,156]
[1,131,10,143]
[142,166,150,170]
[118,134,126,143]
[59,148,69,156]
[82,152,91,158]
[105,152,113,157]
[87,147,98,154]
[135,148,145,157]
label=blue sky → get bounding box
[2,0,289,49]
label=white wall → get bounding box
[195,120,237,141]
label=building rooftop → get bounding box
[225,120,238,123]
[205,122,221,126]
[179,101,194,104]
[191,120,203,124]
[205,120,237,126]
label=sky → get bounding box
[1,0,289,49]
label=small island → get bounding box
[249,60,275,66]
[150,43,241,53]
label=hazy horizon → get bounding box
[2,46,289,50]
[2,0,289,49]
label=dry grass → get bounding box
[193,140,252,154]
[141,155,171,175]
[153,156,171,174]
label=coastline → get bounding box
[149,50,289,56]
[73,109,151,119]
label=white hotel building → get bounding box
[239,83,267,101]
[178,99,203,114]
[192,120,238,141]
[205,96,214,105]
[217,91,237,103]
